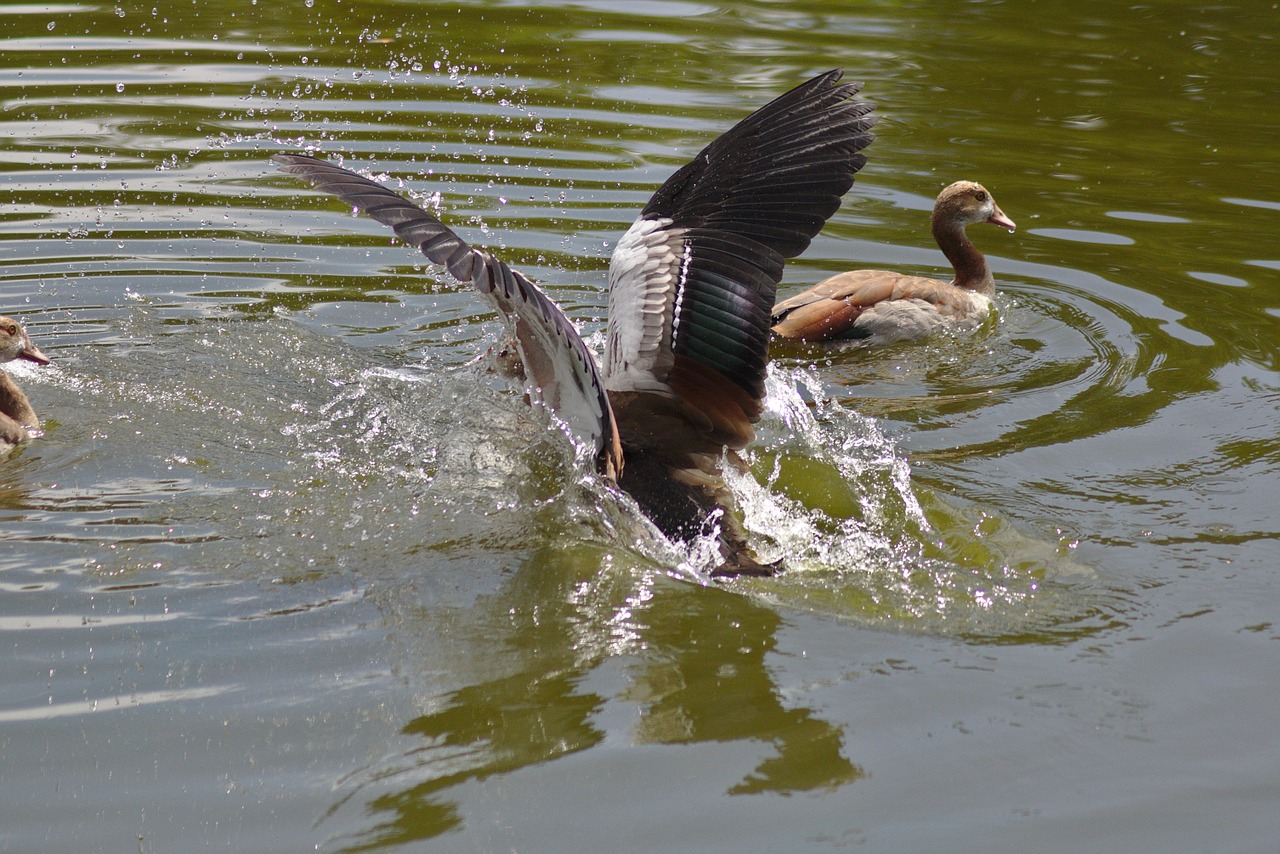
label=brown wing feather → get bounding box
[665,354,759,450]
[772,270,990,341]
[606,353,757,457]
[771,271,898,341]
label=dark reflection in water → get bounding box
[365,682,603,841]
[335,550,858,848]
[626,588,860,796]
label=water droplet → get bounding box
[116,82,125,93]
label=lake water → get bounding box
[2,1,1278,851]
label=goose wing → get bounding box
[603,69,876,451]
[771,270,996,342]
[770,272,897,341]
[271,153,623,479]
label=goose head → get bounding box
[0,317,50,367]
[934,180,1016,233]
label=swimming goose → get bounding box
[274,69,876,576]
[770,181,1014,345]
[0,316,50,449]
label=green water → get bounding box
[2,1,1278,851]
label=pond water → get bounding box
[2,1,1278,851]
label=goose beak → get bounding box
[19,337,50,366]
[988,207,1016,233]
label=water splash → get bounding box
[723,363,927,572]
[25,307,1098,637]
[685,364,1103,640]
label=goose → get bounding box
[770,181,1015,345]
[0,316,50,449]
[273,69,876,576]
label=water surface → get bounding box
[2,1,1278,851]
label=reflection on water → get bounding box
[331,553,860,849]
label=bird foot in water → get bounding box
[710,557,784,579]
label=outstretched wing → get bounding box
[271,153,624,479]
[604,69,876,450]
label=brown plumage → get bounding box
[771,181,1015,346]
[273,70,877,576]
[0,316,51,450]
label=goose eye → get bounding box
[4,325,14,336]
[975,190,987,202]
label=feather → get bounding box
[604,69,877,442]
[271,153,624,479]
[272,69,878,577]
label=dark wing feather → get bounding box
[604,69,876,444]
[642,69,876,257]
[271,153,623,479]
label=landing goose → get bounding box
[771,181,1014,345]
[274,69,876,576]
[0,317,50,450]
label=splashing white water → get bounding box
[768,364,925,528]
[717,364,926,576]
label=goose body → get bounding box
[0,317,50,450]
[771,181,1014,346]
[274,70,876,576]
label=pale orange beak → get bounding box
[988,207,1016,232]
[19,335,50,366]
